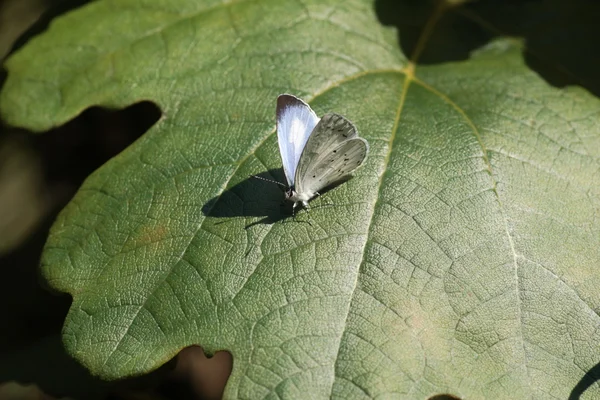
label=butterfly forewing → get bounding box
[296,137,368,196]
[276,94,319,187]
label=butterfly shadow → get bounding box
[201,169,349,229]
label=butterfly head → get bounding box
[285,186,297,201]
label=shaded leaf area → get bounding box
[1,0,600,399]
[376,0,600,96]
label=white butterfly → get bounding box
[276,94,369,211]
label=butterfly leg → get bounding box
[302,201,314,225]
[290,201,312,225]
[292,201,303,220]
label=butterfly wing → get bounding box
[276,94,319,187]
[295,113,368,196]
[294,113,359,182]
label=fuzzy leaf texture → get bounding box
[2,0,600,398]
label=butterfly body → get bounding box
[285,186,313,209]
[276,94,369,211]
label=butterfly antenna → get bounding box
[252,175,287,188]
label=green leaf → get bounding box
[2,0,600,398]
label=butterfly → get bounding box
[275,93,369,212]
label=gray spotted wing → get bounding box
[295,114,368,196]
[294,113,359,187]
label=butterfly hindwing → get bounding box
[294,113,359,187]
[276,94,319,187]
[296,135,368,196]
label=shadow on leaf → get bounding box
[375,0,600,97]
[569,361,600,400]
[202,168,290,227]
[202,168,349,228]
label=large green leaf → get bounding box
[2,0,600,398]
